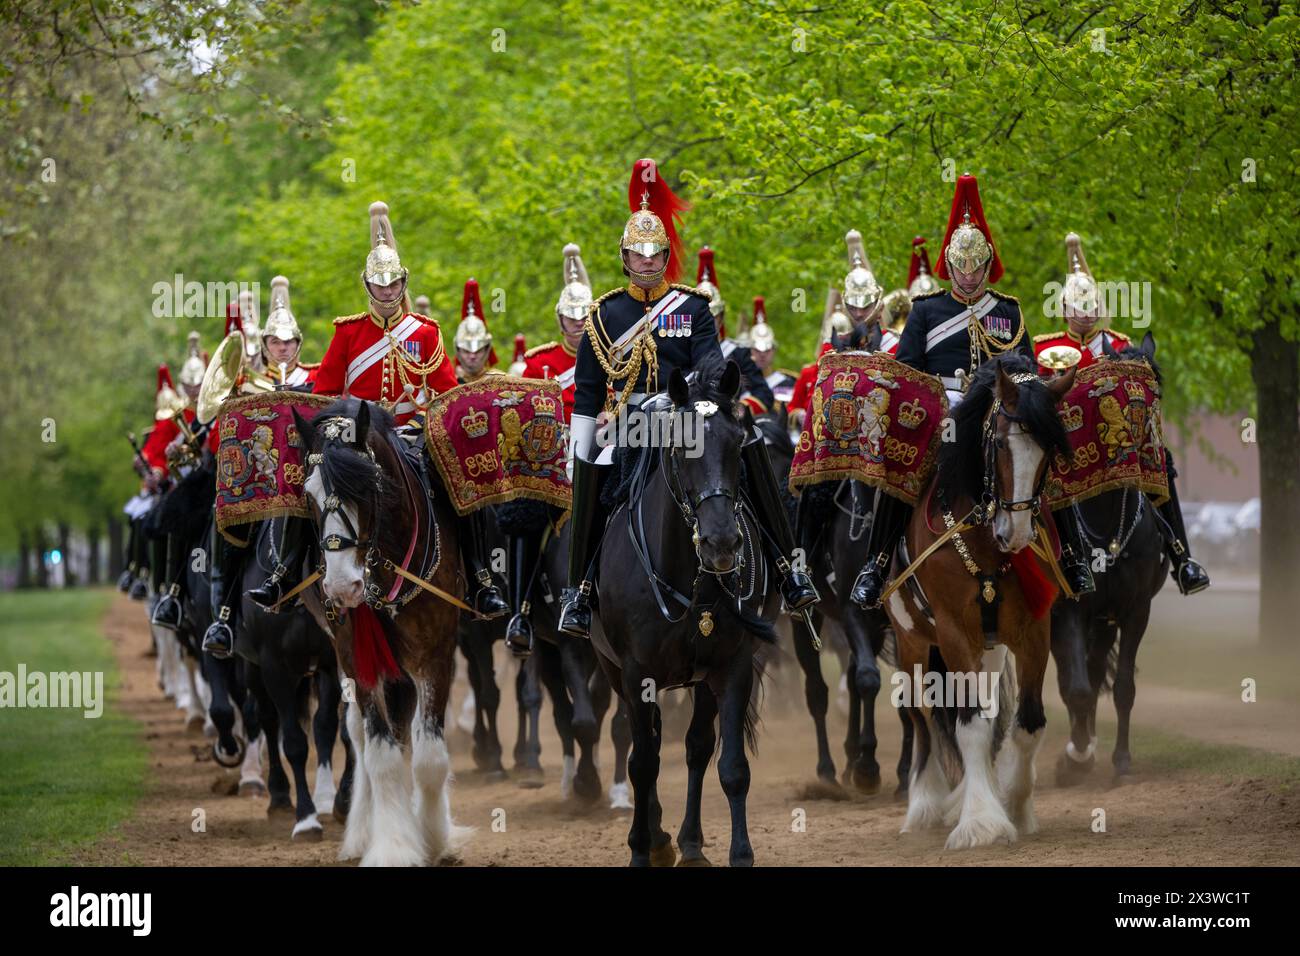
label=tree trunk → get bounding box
[17,528,32,589]
[107,515,124,580]
[58,522,74,587]
[1249,311,1300,649]
[87,525,102,585]
[33,526,50,588]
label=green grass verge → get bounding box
[0,588,147,865]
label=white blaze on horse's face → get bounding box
[305,468,366,608]
[993,421,1043,553]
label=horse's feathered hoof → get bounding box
[944,813,1017,851]
[677,850,712,867]
[291,814,324,841]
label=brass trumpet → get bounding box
[196,330,276,424]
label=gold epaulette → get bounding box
[1033,331,1065,344]
[1107,328,1131,342]
[410,312,438,325]
[524,341,559,359]
[913,289,946,300]
[587,287,625,321]
[299,361,321,370]
[669,283,706,298]
[989,289,1019,303]
[333,313,366,325]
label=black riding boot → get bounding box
[505,531,542,658]
[1052,506,1097,597]
[118,521,138,592]
[558,456,606,639]
[150,533,186,630]
[849,492,914,609]
[129,524,151,600]
[249,518,309,613]
[202,528,238,659]
[742,435,818,611]
[1157,451,1209,595]
[458,510,509,619]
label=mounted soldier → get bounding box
[850,174,1095,608]
[747,301,797,413]
[841,229,886,351]
[454,278,501,385]
[788,289,852,434]
[557,158,818,639]
[1035,233,1209,595]
[697,247,775,416]
[273,201,507,620]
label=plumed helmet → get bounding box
[455,278,493,354]
[621,158,690,283]
[694,246,724,320]
[843,229,883,310]
[882,289,911,334]
[178,331,206,387]
[262,275,302,344]
[938,174,1002,283]
[749,296,776,352]
[1061,232,1101,315]
[154,365,179,421]
[907,236,940,297]
[238,289,261,360]
[363,201,407,286]
[556,242,593,321]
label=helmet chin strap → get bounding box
[950,261,991,304]
[622,250,668,287]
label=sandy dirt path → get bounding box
[76,593,1300,867]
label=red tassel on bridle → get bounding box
[349,603,401,689]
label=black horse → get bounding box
[595,361,780,867]
[238,517,355,838]
[794,480,914,795]
[1051,332,1169,783]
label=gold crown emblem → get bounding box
[832,369,860,392]
[531,392,558,417]
[460,407,489,439]
[1123,378,1146,400]
[219,416,238,440]
[897,399,927,429]
[1062,403,1084,432]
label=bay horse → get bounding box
[595,360,780,867]
[1052,333,1168,783]
[885,353,1076,849]
[294,398,468,867]
[239,516,354,839]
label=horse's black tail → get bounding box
[744,654,766,754]
[1100,639,1122,694]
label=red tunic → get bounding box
[142,408,196,471]
[787,344,834,414]
[521,341,578,423]
[880,327,901,356]
[1033,328,1131,375]
[315,312,457,424]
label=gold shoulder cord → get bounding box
[383,319,447,403]
[968,310,1025,377]
[583,300,658,417]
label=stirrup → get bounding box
[1062,551,1096,598]
[1174,558,1210,595]
[202,610,234,660]
[249,565,289,613]
[850,557,887,609]
[777,559,819,611]
[151,584,183,631]
[558,584,592,639]
[505,608,533,658]
[471,570,509,619]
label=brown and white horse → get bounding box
[295,398,470,866]
[885,355,1075,849]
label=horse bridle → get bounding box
[976,375,1050,523]
[664,417,743,575]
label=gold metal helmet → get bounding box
[363,201,407,287]
[455,278,492,352]
[694,247,724,321]
[155,365,180,421]
[1061,232,1101,315]
[945,211,994,276]
[882,289,911,334]
[556,242,593,322]
[842,230,883,310]
[238,289,261,362]
[749,298,776,353]
[622,202,670,258]
[262,275,302,345]
[178,331,206,388]
[820,287,853,343]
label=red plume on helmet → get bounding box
[752,295,766,323]
[695,246,718,287]
[224,303,243,338]
[513,333,526,363]
[629,158,690,283]
[907,236,934,286]
[460,278,498,365]
[157,364,174,393]
[936,174,1003,284]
